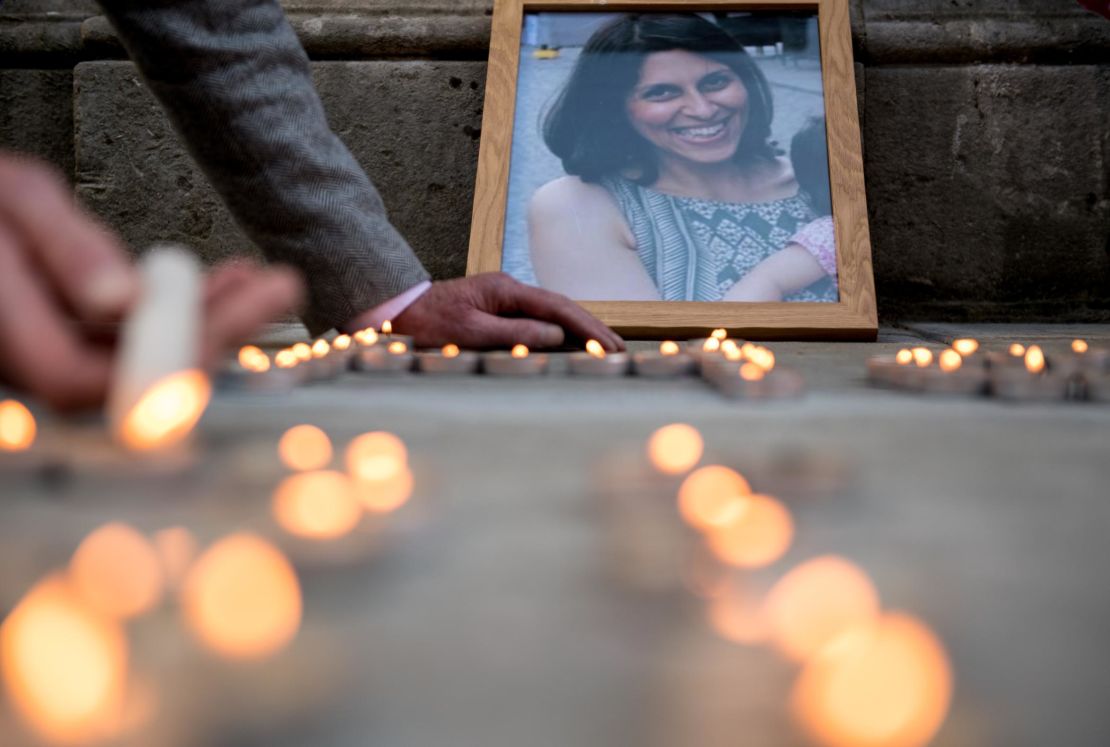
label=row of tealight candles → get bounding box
[228,326,805,400]
[598,424,953,747]
[868,338,1110,401]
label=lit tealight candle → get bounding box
[991,344,1070,401]
[416,343,480,374]
[919,348,988,396]
[222,345,299,393]
[632,340,696,378]
[712,352,805,400]
[711,328,728,341]
[1072,339,1089,354]
[483,344,549,376]
[0,399,36,452]
[952,338,979,357]
[866,349,913,388]
[353,337,414,373]
[569,339,629,377]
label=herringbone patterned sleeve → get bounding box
[96,0,431,335]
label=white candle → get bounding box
[632,341,696,378]
[568,339,629,377]
[483,344,549,376]
[416,344,480,374]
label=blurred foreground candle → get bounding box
[677,465,752,531]
[647,423,704,475]
[0,398,36,452]
[69,523,165,620]
[1,574,129,745]
[991,344,1069,401]
[416,343,480,374]
[704,493,794,569]
[354,338,414,373]
[182,533,302,660]
[568,339,629,376]
[792,613,952,747]
[272,471,362,540]
[633,341,696,378]
[278,424,333,471]
[483,344,549,376]
[706,580,768,645]
[107,246,211,451]
[346,431,413,512]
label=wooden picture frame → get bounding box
[467,0,877,341]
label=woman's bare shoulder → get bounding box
[530,175,613,215]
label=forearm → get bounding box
[724,245,827,302]
[96,0,429,334]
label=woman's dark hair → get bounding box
[790,117,831,215]
[543,13,777,185]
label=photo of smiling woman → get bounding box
[505,12,837,303]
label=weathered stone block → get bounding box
[864,65,1110,320]
[74,60,485,280]
[0,69,74,178]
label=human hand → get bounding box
[0,154,302,410]
[391,272,624,352]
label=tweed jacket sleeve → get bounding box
[96,0,431,335]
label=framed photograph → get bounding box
[467,0,877,340]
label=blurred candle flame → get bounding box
[511,344,530,359]
[647,423,704,475]
[181,533,301,660]
[1024,345,1045,374]
[792,613,953,747]
[346,431,408,482]
[1,574,128,745]
[118,370,211,452]
[1009,343,1026,357]
[711,328,728,341]
[585,339,606,359]
[659,341,680,356]
[291,343,312,362]
[749,347,776,372]
[355,329,379,346]
[895,349,913,366]
[310,339,330,359]
[353,465,414,514]
[273,471,362,540]
[152,527,197,589]
[763,556,880,662]
[0,399,36,452]
[278,424,333,472]
[911,348,933,368]
[237,346,270,373]
[702,337,721,353]
[388,341,409,355]
[381,320,393,335]
[720,339,740,356]
[69,523,164,620]
[938,349,962,373]
[274,350,298,369]
[952,339,978,356]
[707,582,768,645]
[442,344,461,359]
[705,493,794,569]
[332,334,352,351]
[677,465,753,531]
[1072,339,1088,354]
[740,363,766,381]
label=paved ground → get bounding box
[2,324,1109,746]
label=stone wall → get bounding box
[1,0,1108,322]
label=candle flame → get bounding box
[69,523,164,620]
[0,575,129,745]
[702,337,721,353]
[310,339,330,359]
[237,346,270,373]
[1009,343,1026,357]
[938,349,963,372]
[705,493,794,569]
[792,613,953,747]
[911,347,933,368]
[511,344,530,359]
[740,363,766,381]
[952,338,979,356]
[278,424,333,472]
[352,465,414,514]
[763,556,880,663]
[272,471,362,540]
[659,341,680,356]
[1072,339,1089,354]
[274,350,298,369]
[388,341,409,355]
[346,431,408,482]
[181,533,301,660]
[0,399,36,452]
[442,344,461,359]
[720,339,740,357]
[895,349,913,365]
[647,423,704,475]
[118,370,211,452]
[749,347,776,372]
[585,339,606,359]
[677,465,753,531]
[1024,345,1045,374]
[332,334,352,351]
[355,329,379,346]
[711,328,728,341]
[291,343,312,362]
[381,320,392,335]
